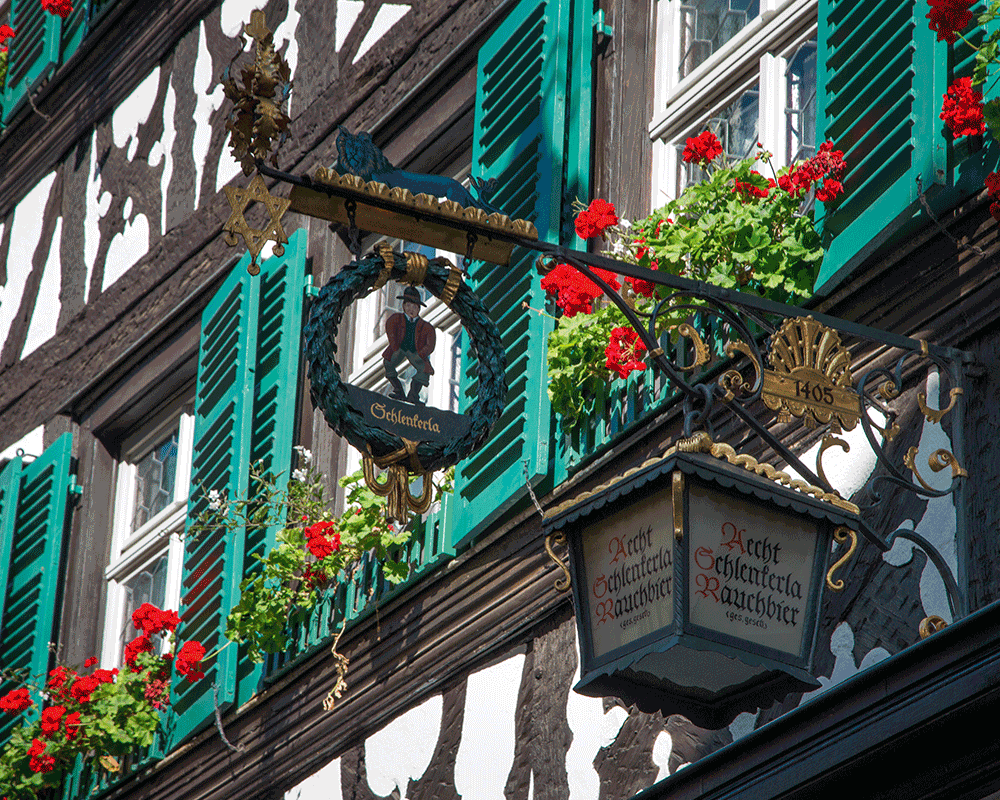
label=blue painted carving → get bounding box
[334,127,502,215]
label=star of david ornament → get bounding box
[223,172,291,275]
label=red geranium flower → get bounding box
[985,171,1000,196]
[540,263,621,317]
[0,688,32,713]
[40,706,66,737]
[815,178,845,203]
[132,603,181,636]
[682,131,723,165]
[940,77,985,138]
[605,327,648,379]
[64,711,82,741]
[83,656,98,668]
[574,198,619,239]
[124,635,154,672]
[175,641,207,683]
[70,674,100,703]
[41,0,73,18]
[27,739,55,773]
[0,24,14,44]
[926,0,973,43]
[733,171,774,200]
[304,520,340,559]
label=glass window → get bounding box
[677,0,760,80]
[101,405,193,667]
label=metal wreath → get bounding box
[303,248,506,473]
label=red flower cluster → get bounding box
[985,171,1000,222]
[39,706,65,737]
[27,739,54,774]
[305,520,341,559]
[682,131,723,165]
[575,198,619,239]
[0,687,32,713]
[778,141,847,203]
[540,263,621,317]
[605,327,648,379]
[132,602,181,636]
[733,171,775,201]
[940,77,985,138]
[124,635,155,672]
[926,0,973,43]
[0,24,14,53]
[41,0,73,18]
[302,564,328,589]
[175,641,206,683]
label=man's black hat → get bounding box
[397,286,426,306]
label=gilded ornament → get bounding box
[223,173,291,274]
[761,316,861,431]
[918,615,948,639]
[825,526,857,591]
[904,446,967,492]
[544,530,572,592]
[220,10,292,174]
[674,323,710,372]
[917,386,963,424]
[816,434,850,491]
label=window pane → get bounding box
[786,40,817,164]
[131,430,179,531]
[118,554,168,656]
[678,0,760,80]
[676,85,760,194]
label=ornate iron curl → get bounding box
[303,251,506,473]
[884,527,964,621]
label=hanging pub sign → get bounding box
[543,433,865,729]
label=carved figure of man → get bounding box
[382,286,436,404]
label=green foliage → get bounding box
[546,304,621,427]
[0,48,7,93]
[203,452,451,663]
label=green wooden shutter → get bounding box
[450,0,590,547]
[2,0,62,124]
[169,231,306,746]
[815,0,998,292]
[0,434,74,745]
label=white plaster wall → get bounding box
[112,67,161,162]
[565,635,629,799]
[21,217,62,358]
[354,4,411,63]
[1,172,57,351]
[336,0,365,52]
[365,693,443,799]
[155,76,178,237]
[0,427,44,461]
[84,131,112,304]
[453,653,525,800]
[284,756,343,800]
[101,198,150,292]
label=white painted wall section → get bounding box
[154,76,177,236]
[193,21,226,210]
[84,132,112,304]
[336,0,365,52]
[21,217,63,358]
[0,172,57,351]
[284,756,343,800]
[101,198,150,292]
[365,693,442,799]
[220,0,269,36]
[112,67,161,162]
[565,648,629,799]
[0,427,44,461]
[353,4,411,63]
[454,653,525,800]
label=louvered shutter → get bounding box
[0,434,74,745]
[450,0,589,547]
[815,0,997,292]
[2,0,62,124]
[169,231,307,746]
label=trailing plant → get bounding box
[193,448,451,704]
[541,133,846,429]
[0,605,206,798]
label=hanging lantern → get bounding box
[544,434,865,729]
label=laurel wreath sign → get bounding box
[304,249,507,473]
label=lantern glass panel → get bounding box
[686,481,820,658]
[580,493,675,659]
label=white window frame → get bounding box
[650,0,817,207]
[100,401,194,667]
